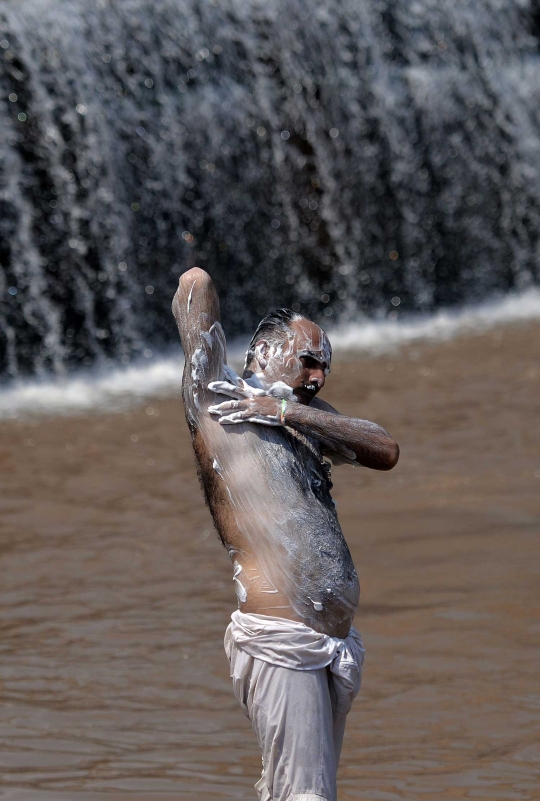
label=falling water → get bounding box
[1,0,540,377]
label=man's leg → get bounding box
[328,684,348,769]
[328,645,363,766]
[251,663,338,801]
[229,643,338,801]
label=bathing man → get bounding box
[172,268,399,801]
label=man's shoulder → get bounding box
[309,397,340,415]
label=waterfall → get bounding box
[1,0,539,377]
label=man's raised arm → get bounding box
[172,267,227,430]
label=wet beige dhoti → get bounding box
[224,611,365,801]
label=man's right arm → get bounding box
[172,267,227,430]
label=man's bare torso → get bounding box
[173,270,359,638]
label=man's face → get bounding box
[255,319,332,405]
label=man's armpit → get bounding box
[323,448,358,467]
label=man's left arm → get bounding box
[284,397,399,471]
[209,392,399,471]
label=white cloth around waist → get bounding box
[225,610,366,797]
[224,610,365,676]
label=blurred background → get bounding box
[0,2,539,800]
[1,0,540,379]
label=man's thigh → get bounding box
[249,661,338,801]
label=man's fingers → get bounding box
[218,412,280,427]
[208,380,250,399]
[218,412,248,425]
[208,400,245,415]
[208,381,247,398]
[208,379,267,399]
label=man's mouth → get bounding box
[298,382,318,399]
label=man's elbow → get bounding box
[367,439,399,471]
[353,438,400,471]
[381,439,400,470]
[178,266,212,295]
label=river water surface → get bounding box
[0,322,539,800]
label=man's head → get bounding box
[243,309,332,404]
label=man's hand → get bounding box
[207,373,399,470]
[208,378,266,401]
[207,372,297,426]
[208,395,283,426]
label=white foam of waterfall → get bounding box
[1,288,539,421]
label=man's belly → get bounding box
[232,550,358,639]
[201,418,360,637]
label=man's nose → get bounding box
[310,368,326,388]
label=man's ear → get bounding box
[255,340,269,370]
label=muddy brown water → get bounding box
[0,323,539,800]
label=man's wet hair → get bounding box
[244,308,304,372]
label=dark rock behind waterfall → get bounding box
[1,0,540,376]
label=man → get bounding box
[172,267,399,801]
